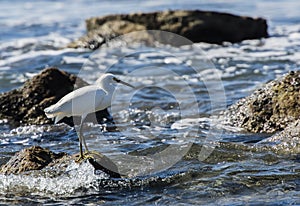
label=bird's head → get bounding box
[96,73,135,89]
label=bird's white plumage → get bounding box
[44,85,108,123]
[44,73,129,123]
[43,73,134,158]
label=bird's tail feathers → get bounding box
[54,114,65,124]
[44,104,65,123]
[44,104,58,117]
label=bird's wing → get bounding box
[45,85,107,118]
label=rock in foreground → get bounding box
[0,146,66,175]
[222,71,300,133]
[68,10,268,49]
[0,146,121,178]
[0,67,111,126]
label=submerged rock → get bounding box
[222,71,300,133]
[68,10,268,49]
[0,67,112,126]
[259,119,300,154]
[0,146,121,178]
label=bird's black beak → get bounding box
[113,77,135,88]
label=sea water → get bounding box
[0,0,300,205]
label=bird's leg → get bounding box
[76,122,85,162]
[76,115,93,163]
[79,122,84,158]
[81,123,90,154]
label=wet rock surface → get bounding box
[68,10,268,49]
[259,119,300,154]
[0,146,66,175]
[0,146,121,178]
[222,71,300,133]
[0,67,112,127]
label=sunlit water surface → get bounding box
[0,0,300,205]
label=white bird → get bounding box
[44,73,134,161]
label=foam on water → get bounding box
[0,161,108,196]
[0,48,77,67]
[2,124,71,137]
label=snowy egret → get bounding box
[44,73,134,161]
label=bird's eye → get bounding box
[113,77,120,82]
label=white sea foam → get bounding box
[2,124,72,139]
[0,48,76,67]
[0,161,109,196]
[62,56,87,64]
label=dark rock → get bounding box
[0,67,112,126]
[68,10,268,49]
[0,146,121,178]
[222,71,300,133]
[88,153,121,178]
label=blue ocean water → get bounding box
[0,0,300,205]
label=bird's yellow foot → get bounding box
[86,151,103,157]
[75,152,94,163]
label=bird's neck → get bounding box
[100,82,115,93]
